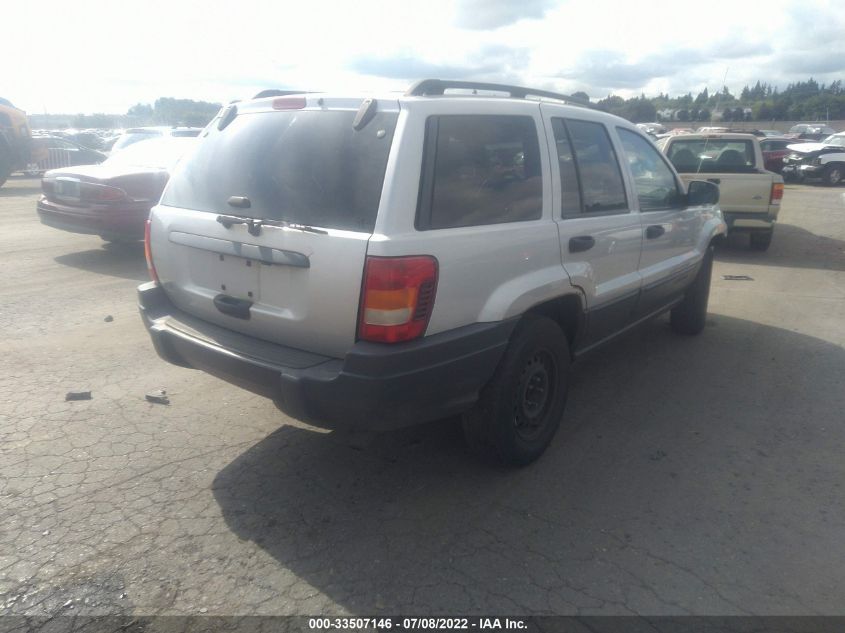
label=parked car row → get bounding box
[781,132,845,186]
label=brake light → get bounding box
[273,96,307,110]
[144,219,159,284]
[358,256,438,343]
[80,182,127,202]
[770,182,784,204]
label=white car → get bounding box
[138,79,725,465]
[781,133,845,186]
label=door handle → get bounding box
[707,178,721,185]
[568,235,595,253]
[646,225,665,239]
[213,294,252,320]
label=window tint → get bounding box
[564,119,627,213]
[617,128,682,211]
[550,119,582,215]
[666,139,756,173]
[161,110,398,232]
[420,115,542,229]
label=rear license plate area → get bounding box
[192,251,261,302]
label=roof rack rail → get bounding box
[405,79,592,108]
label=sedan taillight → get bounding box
[80,182,127,203]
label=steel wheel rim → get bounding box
[513,350,556,440]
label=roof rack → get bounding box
[405,79,592,108]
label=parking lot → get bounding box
[1,177,844,616]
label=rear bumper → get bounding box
[37,197,147,240]
[138,282,515,431]
[723,211,776,233]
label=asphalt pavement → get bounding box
[1,177,844,616]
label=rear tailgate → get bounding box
[677,172,775,214]
[149,97,400,359]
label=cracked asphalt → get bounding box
[1,177,844,617]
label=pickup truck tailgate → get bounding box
[677,173,773,214]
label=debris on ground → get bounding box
[65,391,92,401]
[104,315,114,322]
[145,389,170,405]
[723,275,754,281]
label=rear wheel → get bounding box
[749,230,773,251]
[671,245,713,335]
[462,315,570,466]
[0,150,12,188]
[823,163,843,186]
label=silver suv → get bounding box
[139,80,726,465]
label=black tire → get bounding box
[823,163,843,186]
[749,230,773,251]
[0,152,11,188]
[462,315,570,466]
[670,245,713,335]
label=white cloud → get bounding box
[2,0,843,113]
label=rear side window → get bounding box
[161,110,398,232]
[417,115,542,230]
[667,139,756,173]
[564,119,628,214]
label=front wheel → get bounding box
[671,245,713,335]
[823,164,843,186]
[462,315,570,466]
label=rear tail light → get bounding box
[358,256,438,343]
[144,219,159,284]
[80,182,127,203]
[770,182,784,204]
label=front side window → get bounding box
[617,128,682,211]
[418,115,542,229]
[564,119,628,214]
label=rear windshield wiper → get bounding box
[216,214,328,236]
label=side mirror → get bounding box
[687,180,719,206]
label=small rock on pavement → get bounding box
[65,391,92,401]
[104,315,114,322]
[145,389,170,405]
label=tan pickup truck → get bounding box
[657,133,783,251]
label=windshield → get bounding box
[161,109,398,232]
[822,135,845,147]
[104,137,195,170]
[111,131,163,152]
[666,139,757,173]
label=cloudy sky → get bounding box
[4,0,844,114]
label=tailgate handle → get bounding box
[707,178,721,185]
[213,294,252,320]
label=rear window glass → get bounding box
[112,131,163,152]
[417,115,542,230]
[105,137,195,170]
[666,139,756,173]
[161,110,397,232]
